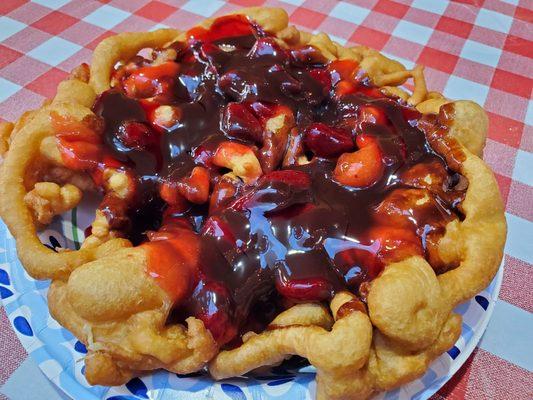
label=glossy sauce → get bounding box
[73,15,467,345]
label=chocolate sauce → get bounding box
[88,15,466,345]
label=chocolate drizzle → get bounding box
[89,15,466,345]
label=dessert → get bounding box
[0,7,506,399]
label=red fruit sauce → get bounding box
[60,15,467,346]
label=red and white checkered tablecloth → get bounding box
[0,1,531,399]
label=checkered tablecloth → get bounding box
[0,0,531,399]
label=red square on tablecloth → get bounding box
[32,11,79,36]
[493,172,512,205]
[136,1,178,22]
[500,255,533,312]
[435,16,473,39]
[25,68,69,99]
[373,0,409,19]
[350,26,390,50]
[491,68,532,99]
[503,34,533,58]
[514,6,533,24]
[290,8,328,30]
[417,47,459,74]
[227,0,266,7]
[0,0,26,16]
[0,45,23,70]
[487,112,525,149]
[86,31,118,51]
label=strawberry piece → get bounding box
[247,101,276,122]
[280,72,303,97]
[117,121,157,149]
[327,59,359,85]
[275,276,333,301]
[222,103,263,143]
[147,219,191,242]
[334,80,357,98]
[191,144,216,168]
[219,70,247,100]
[259,170,311,189]
[177,166,210,204]
[209,175,241,215]
[290,45,328,65]
[101,155,124,170]
[123,61,180,99]
[333,134,384,187]
[358,105,388,125]
[369,226,423,265]
[55,125,101,144]
[401,106,422,124]
[159,181,186,207]
[200,42,222,59]
[194,281,237,345]
[52,112,102,144]
[303,123,354,158]
[57,139,101,170]
[308,68,332,93]
[142,225,200,304]
[357,85,385,98]
[248,37,287,61]
[187,15,253,44]
[333,242,382,284]
[201,216,241,254]
[333,226,422,283]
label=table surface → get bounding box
[0,0,532,399]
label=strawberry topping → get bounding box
[59,14,468,346]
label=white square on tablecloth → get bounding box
[0,17,26,42]
[392,20,433,45]
[512,150,533,187]
[0,78,21,103]
[525,100,533,127]
[182,0,225,17]
[504,213,533,265]
[460,39,502,68]
[412,0,449,15]
[475,8,513,34]
[443,75,490,105]
[31,0,71,10]
[83,4,130,29]
[27,37,81,67]
[329,2,371,25]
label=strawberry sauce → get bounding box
[82,15,467,345]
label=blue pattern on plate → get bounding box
[125,378,148,399]
[0,268,10,285]
[447,346,461,360]
[13,316,33,336]
[0,286,13,299]
[74,341,87,354]
[221,383,247,400]
[266,378,294,386]
[0,215,503,400]
[475,295,489,310]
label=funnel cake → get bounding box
[0,7,506,399]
